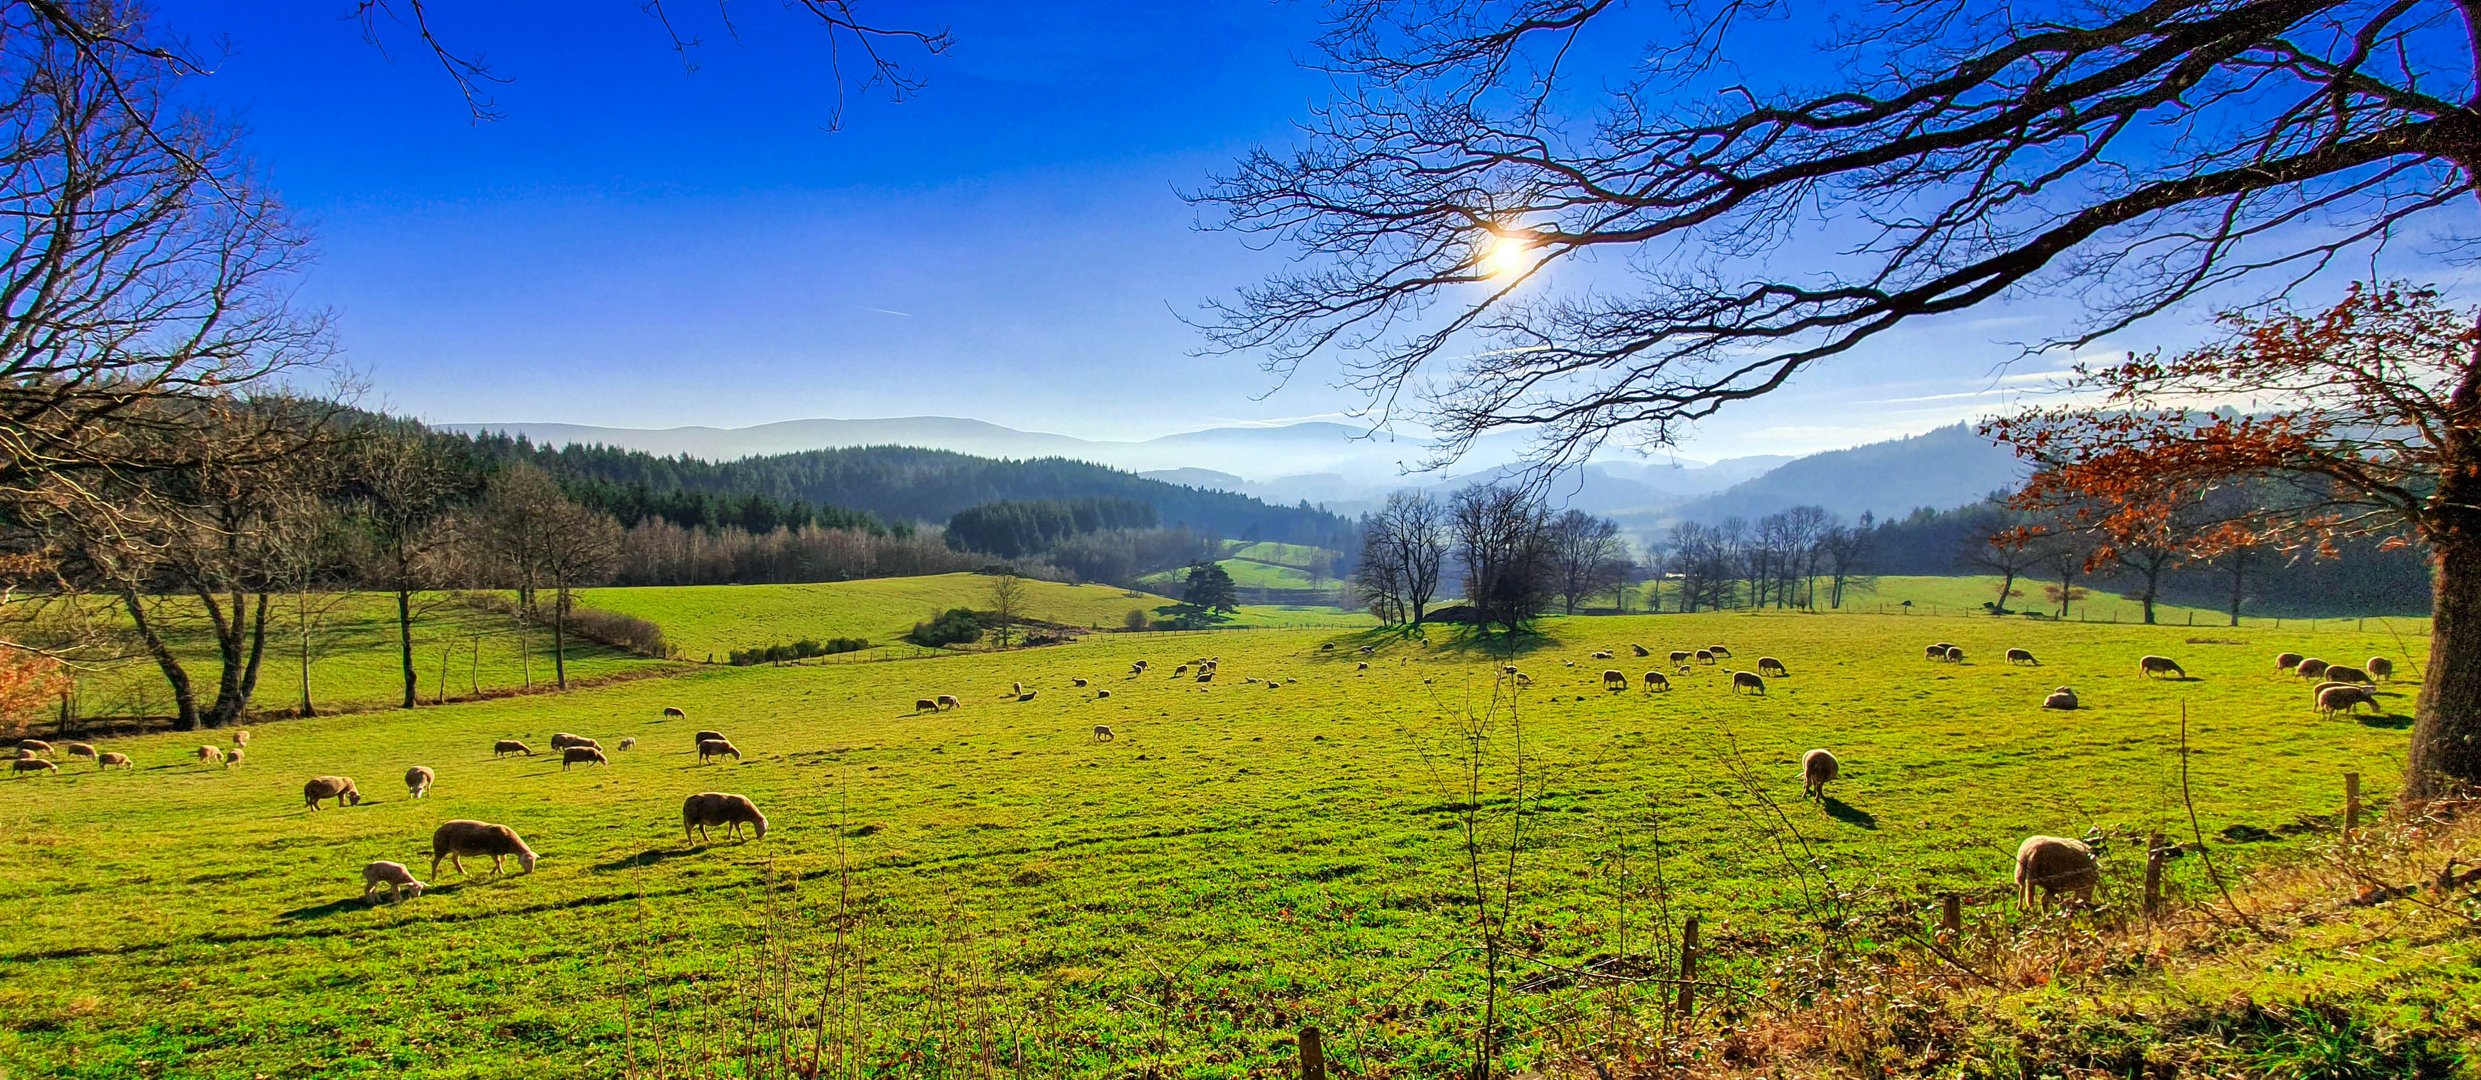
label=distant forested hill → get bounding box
[449,433,1356,550]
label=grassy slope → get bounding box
[0,603,2438,1077]
[33,593,662,719]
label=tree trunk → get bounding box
[1992,570,2016,614]
[552,585,569,690]
[2225,550,2248,627]
[121,587,200,730]
[2407,540,2481,802]
[202,589,270,728]
[396,583,417,709]
[297,590,316,718]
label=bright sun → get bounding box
[1481,231,1532,279]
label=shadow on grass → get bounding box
[276,897,369,921]
[1823,796,1877,830]
[2358,711,2414,730]
[1423,624,1559,663]
[593,846,699,873]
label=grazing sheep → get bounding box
[1801,749,1839,799]
[693,729,726,744]
[405,765,434,798]
[18,738,51,754]
[1092,725,1115,742]
[1729,670,1767,695]
[1017,691,1037,702]
[1708,645,1732,658]
[1130,662,1146,675]
[2368,656,2396,681]
[562,746,608,770]
[1944,646,1966,663]
[1096,689,1112,699]
[1601,669,1628,690]
[1195,673,1212,684]
[1357,645,1374,655]
[223,747,244,769]
[303,775,361,810]
[1357,662,1370,671]
[62,741,95,760]
[2275,652,2304,672]
[2321,664,2373,685]
[430,819,537,877]
[1514,672,1534,686]
[198,745,225,765]
[618,737,636,751]
[1174,665,1189,676]
[1503,663,1521,675]
[1319,642,1335,652]
[915,698,940,714]
[2296,658,2332,679]
[12,758,56,775]
[232,730,249,748]
[683,792,768,842]
[1072,677,1089,688]
[1590,650,1614,660]
[2005,648,2039,666]
[1630,644,1650,657]
[2317,684,2378,717]
[1643,671,1670,692]
[1757,657,1789,677]
[2137,655,2186,679]
[937,695,960,710]
[362,861,426,904]
[1923,644,1947,660]
[95,752,131,770]
[13,747,32,758]
[493,739,532,758]
[663,706,687,718]
[2014,836,2100,909]
[2043,687,2079,710]
[697,738,741,764]
[1668,650,1693,666]
[1695,649,1715,664]
[548,732,592,751]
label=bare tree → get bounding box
[539,500,621,689]
[986,570,1026,649]
[1544,508,1627,615]
[1448,483,1554,634]
[348,431,463,709]
[1958,504,2037,615]
[1355,490,1450,624]
[1196,1,2479,470]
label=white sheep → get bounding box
[2317,683,2377,717]
[1707,645,1733,658]
[303,775,361,810]
[18,738,52,754]
[697,738,741,764]
[1630,644,1650,657]
[1757,657,1789,677]
[1356,661,1370,671]
[2296,658,2332,679]
[1922,644,1946,660]
[2005,648,2039,666]
[937,695,960,710]
[663,706,687,718]
[430,820,537,876]
[2321,664,2372,685]
[915,697,940,714]
[618,737,636,751]
[197,745,224,765]
[362,861,427,904]
[2015,836,2099,908]
[1590,650,1614,660]
[2367,656,2396,681]
[1801,749,1838,799]
[1729,670,1766,695]
[232,730,250,748]
[2274,652,2304,672]
[223,747,244,769]
[1642,671,1670,692]
[562,746,608,770]
[1072,678,1089,687]
[1601,668,1627,690]
[1096,689,1112,699]
[693,729,726,745]
[95,751,132,770]
[1092,725,1115,742]
[2043,687,2079,710]
[1017,690,1038,701]
[12,758,56,775]
[549,733,599,752]
[405,765,434,799]
[493,739,533,757]
[62,741,95,760]
[1944,645,1966,663]
[2137,655,2185,679]
[683,792,768,842]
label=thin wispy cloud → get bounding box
[868,307,912,317]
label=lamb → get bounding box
[1801,749,1838,799]
[1092,725,1115,742]
[303,775,361,810]
[232,730,249,748]
[2137,655,2185,679]
[937,695,960,710]
[18,738,51,753]
[548,732,594,751]
[493,739,533,758]
[2043,687,2079,710]
[2296,658,2332,679]
[361,861,426,904]
[223,747,244,769]
[2368,656,2396,681]
[1757,657,1789,677]
[697,738,741,763]
[683,792,768,842]
[405,765,434,798]
[2015,836,2100,909]
[2275,652,2305,672]
[663,706,687,718]
[198,745,225,765]
[2005,648,2039,666]
[1729,670,1766,695]
[1601,669,1627,690]
[1944,646,1966,663]
[62,742,96,760]
[430,819,537,877]
[1630,644,1650,657]
[1643,671,1670,692]
[95,751,132,769]
[12,758,56,775]
[693,729,726,744]
[916,698,940,714]
[618,737,636,751]
[2317,684,2377,717]
[562,746,608,770]
[2321,664,2373,685]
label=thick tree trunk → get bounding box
[121,588,199,730]
[2407,540,2481,802]
[1992,570,2016,614]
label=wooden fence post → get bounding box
[2143,833,2166,916]
[2345,772,2362,835]
[1675,914,1701,1028]
[1299,1026,1325,1080]
[1939,892,1960,935]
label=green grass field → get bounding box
[1138,540,1342,595]
[0,588,2442,1077]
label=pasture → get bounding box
[0,602,2436,1077]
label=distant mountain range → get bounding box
[439,416,2028,538]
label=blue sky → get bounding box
[153,2,2459,462]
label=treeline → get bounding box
[1354,487,1632,632]
[1654,507,1870,613]
[943,498,1156,559]
[608,519,977,586]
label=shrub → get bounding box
[726,637,869,666]
[1123,608,1150,631]
[907,608,985,648]
[561,606,669,659]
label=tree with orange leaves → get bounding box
[1985,283,2480,802]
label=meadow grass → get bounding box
[0,595,2438,1077]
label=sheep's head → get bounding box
[751,814,770,840]
[406,881,426,898]
[518,849,539,874]
[346,790,363,806]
